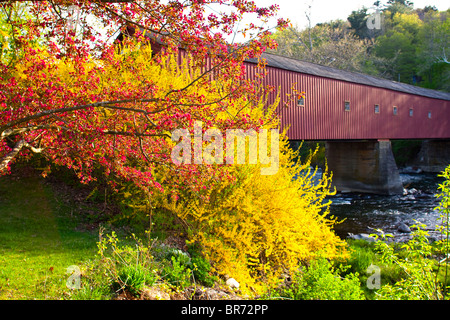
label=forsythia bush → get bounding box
[156,135,346,295]
[113,50,346,295]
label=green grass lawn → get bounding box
[0,172,99,299]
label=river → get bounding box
[325,170,446,242]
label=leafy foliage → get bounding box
[373,224,442,300]
[435,165,450,296]
[94,230,158,297]
[155,134,346,295]
[0,0,287,185]
[280,257,364,300]
[270,2,450,91]
[370,167,450,300]
[191,255,217,288]
[269,21,373,74]
[162,255,192,290]
[117,264,149,296]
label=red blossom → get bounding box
[0,0,288,195]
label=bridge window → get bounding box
[409,108,414,117]
[298,96,305,107]
[344,101,350,111]
[428,111,432,119]
[393,106,398,115]
[374,104,380,114]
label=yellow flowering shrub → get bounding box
[65,44,346,295]
[156,135,346,295]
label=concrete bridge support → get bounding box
[410,139,450,173]
[325,140,404,195]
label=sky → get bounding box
[260,0,450,29]
[92,0,449,44]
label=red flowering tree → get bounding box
[0,0,288,193]
[0,2,348,294]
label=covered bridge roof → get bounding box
[250,52,450,101]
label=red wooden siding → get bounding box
[246,62,450,141]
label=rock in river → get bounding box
[397,222,411,233]
[347,233,377,242]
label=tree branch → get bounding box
[102,130,170,138]
[0,99,160,134]
[1,86,239,135]
[437,47,450,64]
[0,139,44,172]
[0,124,67,140]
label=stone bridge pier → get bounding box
[410,139,450,173]
[325,140,404,195]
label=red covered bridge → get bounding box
[245,53,450,194]
[246,52,450,141]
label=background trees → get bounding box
[416,9,450,91]
[374,12,423,84]
[269,0,450,92]
[270,21,372,73]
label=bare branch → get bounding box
[0,124,71,140]
[0,139,44,172]
[0,99,159,133]
[436,47,450,64]
[1,126,45,139]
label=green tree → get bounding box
[373,12,423,83]
[348,5,384,40]
[384,0,415,19]
[416,9,450,91]
[270,22,373,74]
[348,8,370,39]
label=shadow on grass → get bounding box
[0,170,99,299]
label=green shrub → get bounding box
[371,166,450,300]
[281,257,364,300]
[116,264,150,296]
[373,224,443,300]
[435,165,450,297]
[71,283,112,300]
[186,243,218,287]
[162,255,192,290]
[191,255,218,287]
[88,230,159,297]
